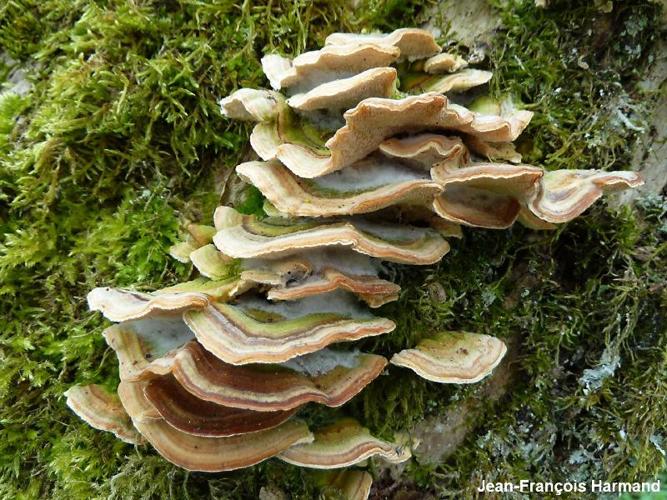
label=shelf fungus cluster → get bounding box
[67,27,642,496]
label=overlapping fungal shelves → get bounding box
[68,27,642,497]
[390,331,508,384]
[279,419,411,468]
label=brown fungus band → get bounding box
[67,27,642,497]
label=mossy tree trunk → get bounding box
[0,0,664,498]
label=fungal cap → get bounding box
[158,277,253,302]
[516,207,558,230]
[277,93,529,178]
[264,43,401,92]
[64,384,144,444]
[405,69,493,94]
[286,67,397,111]
[118,381,314,472]
[423,52,469,73]
[168,224,216,263]
[168,241,197,263]
[378,133,469,169]
[464,96,534,142]
[116,378,162,422]
[183,292,396,364]
[318,470,373,500]
[432,163,544,229]
[144,375,297,437]
[463,135,522,163]
[249,249,399,306]
[171,343,388,411]
[279,418,412,468]
[325,28,441,61]
[249,121,283,161]
[212,208,450,265]
[103,317,194,381]
[189,244,235,280]
[87,287,209,322]
[235,158,441,218]
[528,169,644,223]
[390,331,508,383]
[219,88,286,121]
[267,268,400,308]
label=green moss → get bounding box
[0,92,29,151]
[0,0,664,498]
[486,0,660,172]
[279,107,332,154]
[234,185,266,217]
[395,200,665,496]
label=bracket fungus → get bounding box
[102,317,196,381]
[274,93,532,178]
[212,207,450,265]
[267,266,399,308]
[390,331,508,384]
[143,375,297,437]
[432,163,544,229]
[168,223,216,263]
[423,52,469,73]
[67,27,643,495]
[324,28,441,61]
[527,169,644,223]
[218,88,285,122]
[432,163,643,229]
[87,286,210,323]
[254,249,399,307]
[279,419,411,469]
[104,318,388,412]
[261,44,401,92]
[400,68,493,95]
[236,158,441,218]
[285,67,398,112]
[169,345,388,412]
[65,385,143,445]
[378,133,470,170]
[117,380,314,472]
[317,470,374,500]
[182,292,396,365]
